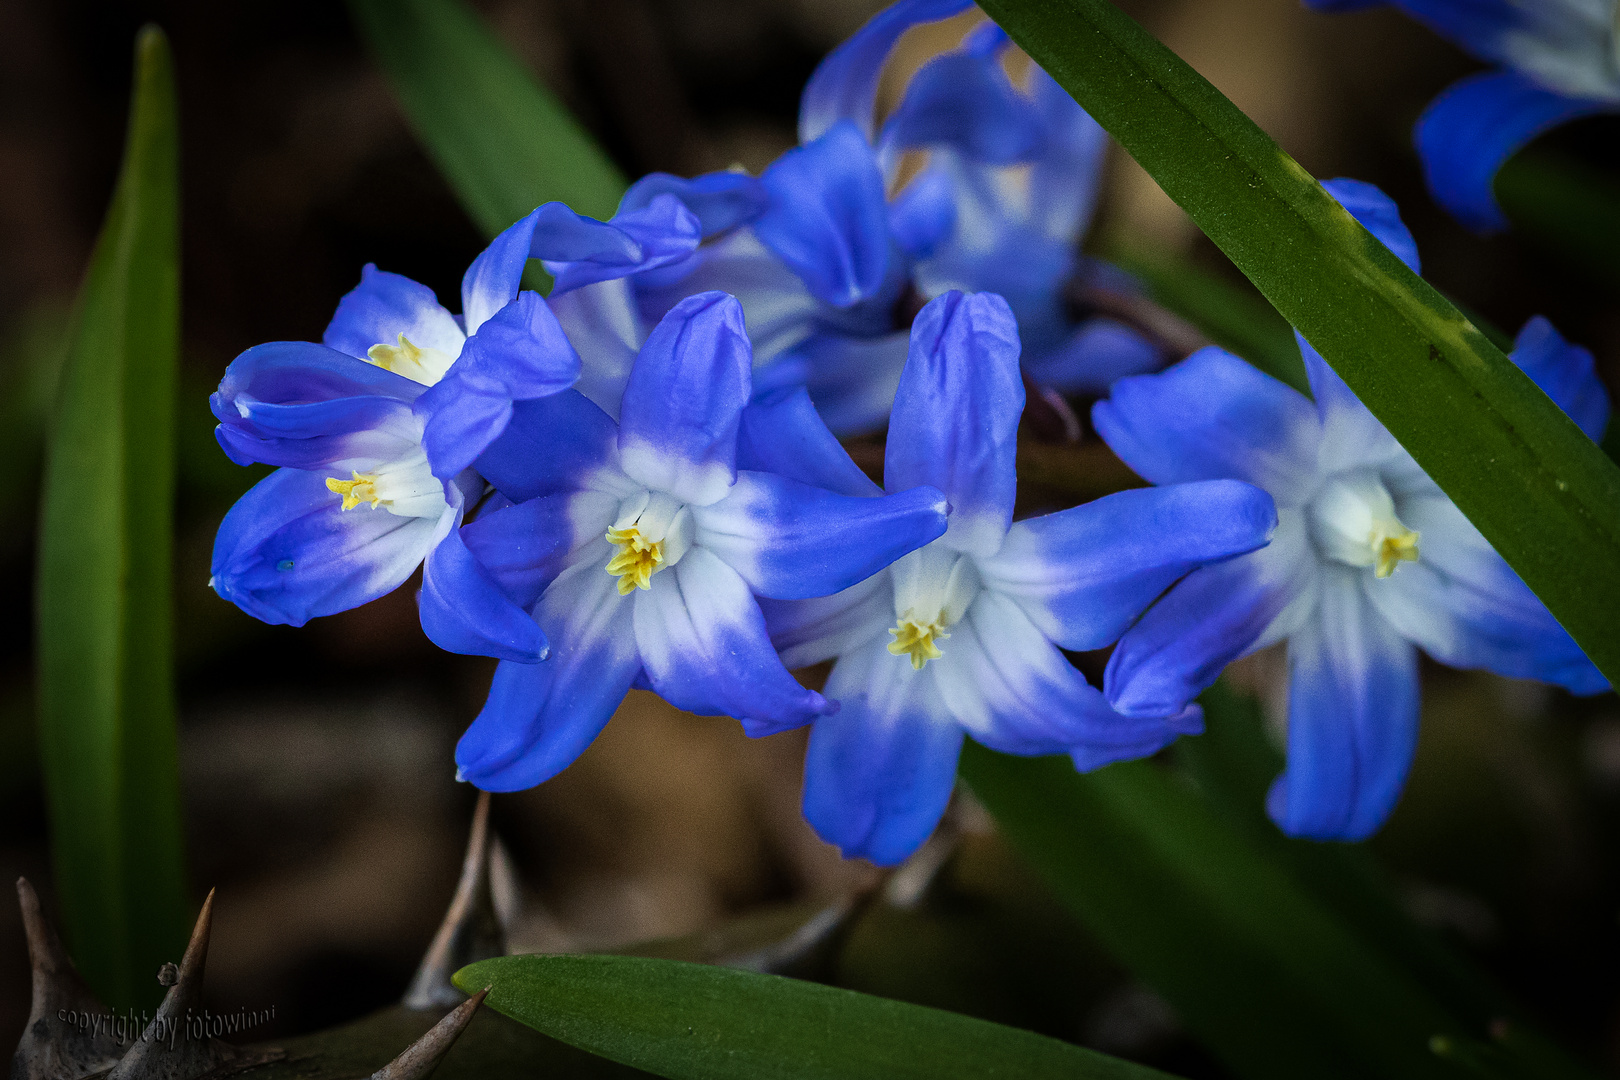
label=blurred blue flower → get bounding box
[1097,177,1610,841]
[445,291,951,792]
[1305,0,1620,231]
[762,290,1277,865]
[624,0,1159,435]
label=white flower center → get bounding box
[1306,468,1419,579]
[365,333,457,386]
[887,543,983,669]
[605,489,693,594]
[326,444,447,519]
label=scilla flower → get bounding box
[1305,0,1620,231]
[441,291,951,791]
[209,197,699,659]
[761,290,1277,865]
[1098,178,1608,840]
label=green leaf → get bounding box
[958,741,1592,1080]
[35,25,189,1009]
[979,0,1620,687]
[347,0,627,235]
[454,954,1178,1080]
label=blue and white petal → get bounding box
[323,264,466,363]
[475,390,629,504]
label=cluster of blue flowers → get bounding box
[209,0,1608,862]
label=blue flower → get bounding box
[761,290,1278,865]
[1304,0,1620,231]
[1097,177,1609,840]
[209,198,699,658]
[624,0,1159,435]
[443,291,952,792]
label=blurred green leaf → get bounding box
[347,0,627,235]
[35,25,189,1009]
[981,0,1620,689]
[455,954,1178,1080]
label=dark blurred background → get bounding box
[3,0,1620,1075]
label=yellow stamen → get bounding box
[327,471,383,510]
[888,615,948,670]
[605,525,665,595]
[367,333,425,373]
[1372,527,1420,579]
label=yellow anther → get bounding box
[327,471,383,510]
[606,525,665,595]
[366,333,425,373]
[1372,527,1420,578]
[888,616,948,670]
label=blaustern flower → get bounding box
[762,290,1278,865]
[1305,0,1620,231]
[1097,178,1609,840]
[442,291,952,792]
[623,0,1158,435]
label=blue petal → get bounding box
[1024,318,1162,396]
[1510,315,1610,440]
[618,292,752,505]
[619,171,770,236]
[548,195,703,294]
[1394,0,1527,66]
[737,387,881,497]
[1268,568,1420,841]
[417,291,582,479]
[798,0,974,143]
[1321,177,1421,273]
[887,167,957,261]
[213,341,423,421]
[978,479,1278,652]
[213,398,420,471]
[455,550,642,791]
[549,278,644,418]
[886,291,1023,555]
[475,390,622,503]
[798,330,911,437]
[801,641,964,865]
[635,547,834,735]
[1415,69,1616,233]
[323,264,465,361]
[1106,516,1314,718]
[1025,66,1110,242]
[760,571,893,669]
[1094,346,1321,503]
[1069,706,1203,772]
[755,122,892,309]
[879,48,1045,163]
[692,471,947,600]
[211,467,440,625]
[418,517,549,662]
[462,488,622,612]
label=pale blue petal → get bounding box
[760,571,893,669]
[323,264,466,361]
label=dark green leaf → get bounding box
[980,0,1620,687]
[454,954,1177,1080]
[35,25,189,1009]
[347,0,627,235]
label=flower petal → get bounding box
[634,546,834,735]
[978,479,1278,652]
[618,171,770,237]
[454,548,642,791]
[475,389,625,504]
[419,513,549,662]
[886,290,1023,555]
[461,488,622,612]
[887,167,957,260]
[211,466,438,626]
[797,330,911,437]
[737,387,881,497]
[1321,177,1421,273]
[755,122,893,309]
[618,292,752,506]
[1268,567,1420,841]
[760,571,893,669]
[879,46,1044,164]
[1510,315,1610,440]
[1023,318,1162,396]
[1415,69,1616,233]
[797,0,974,143]
[801,639,964,865]
[1093,345,1320,502]
[692,470,946,600]
[1105,513,1315,718]
[323,264,466,361]
[548,195,704,294]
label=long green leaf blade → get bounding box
[35,24,189,1009]
[347,0,627,234]
[454,954,1177,1080]
[979,0,1620,686]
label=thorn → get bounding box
[370,989,487,1080]
[12,877,124,1080]
[107,890,284,1080]
[403,792,505,1010]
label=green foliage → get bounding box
[454,954,1176,1080]
[980,0,1620,689]
[347,0,627,235]
[34,25,189,1010]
